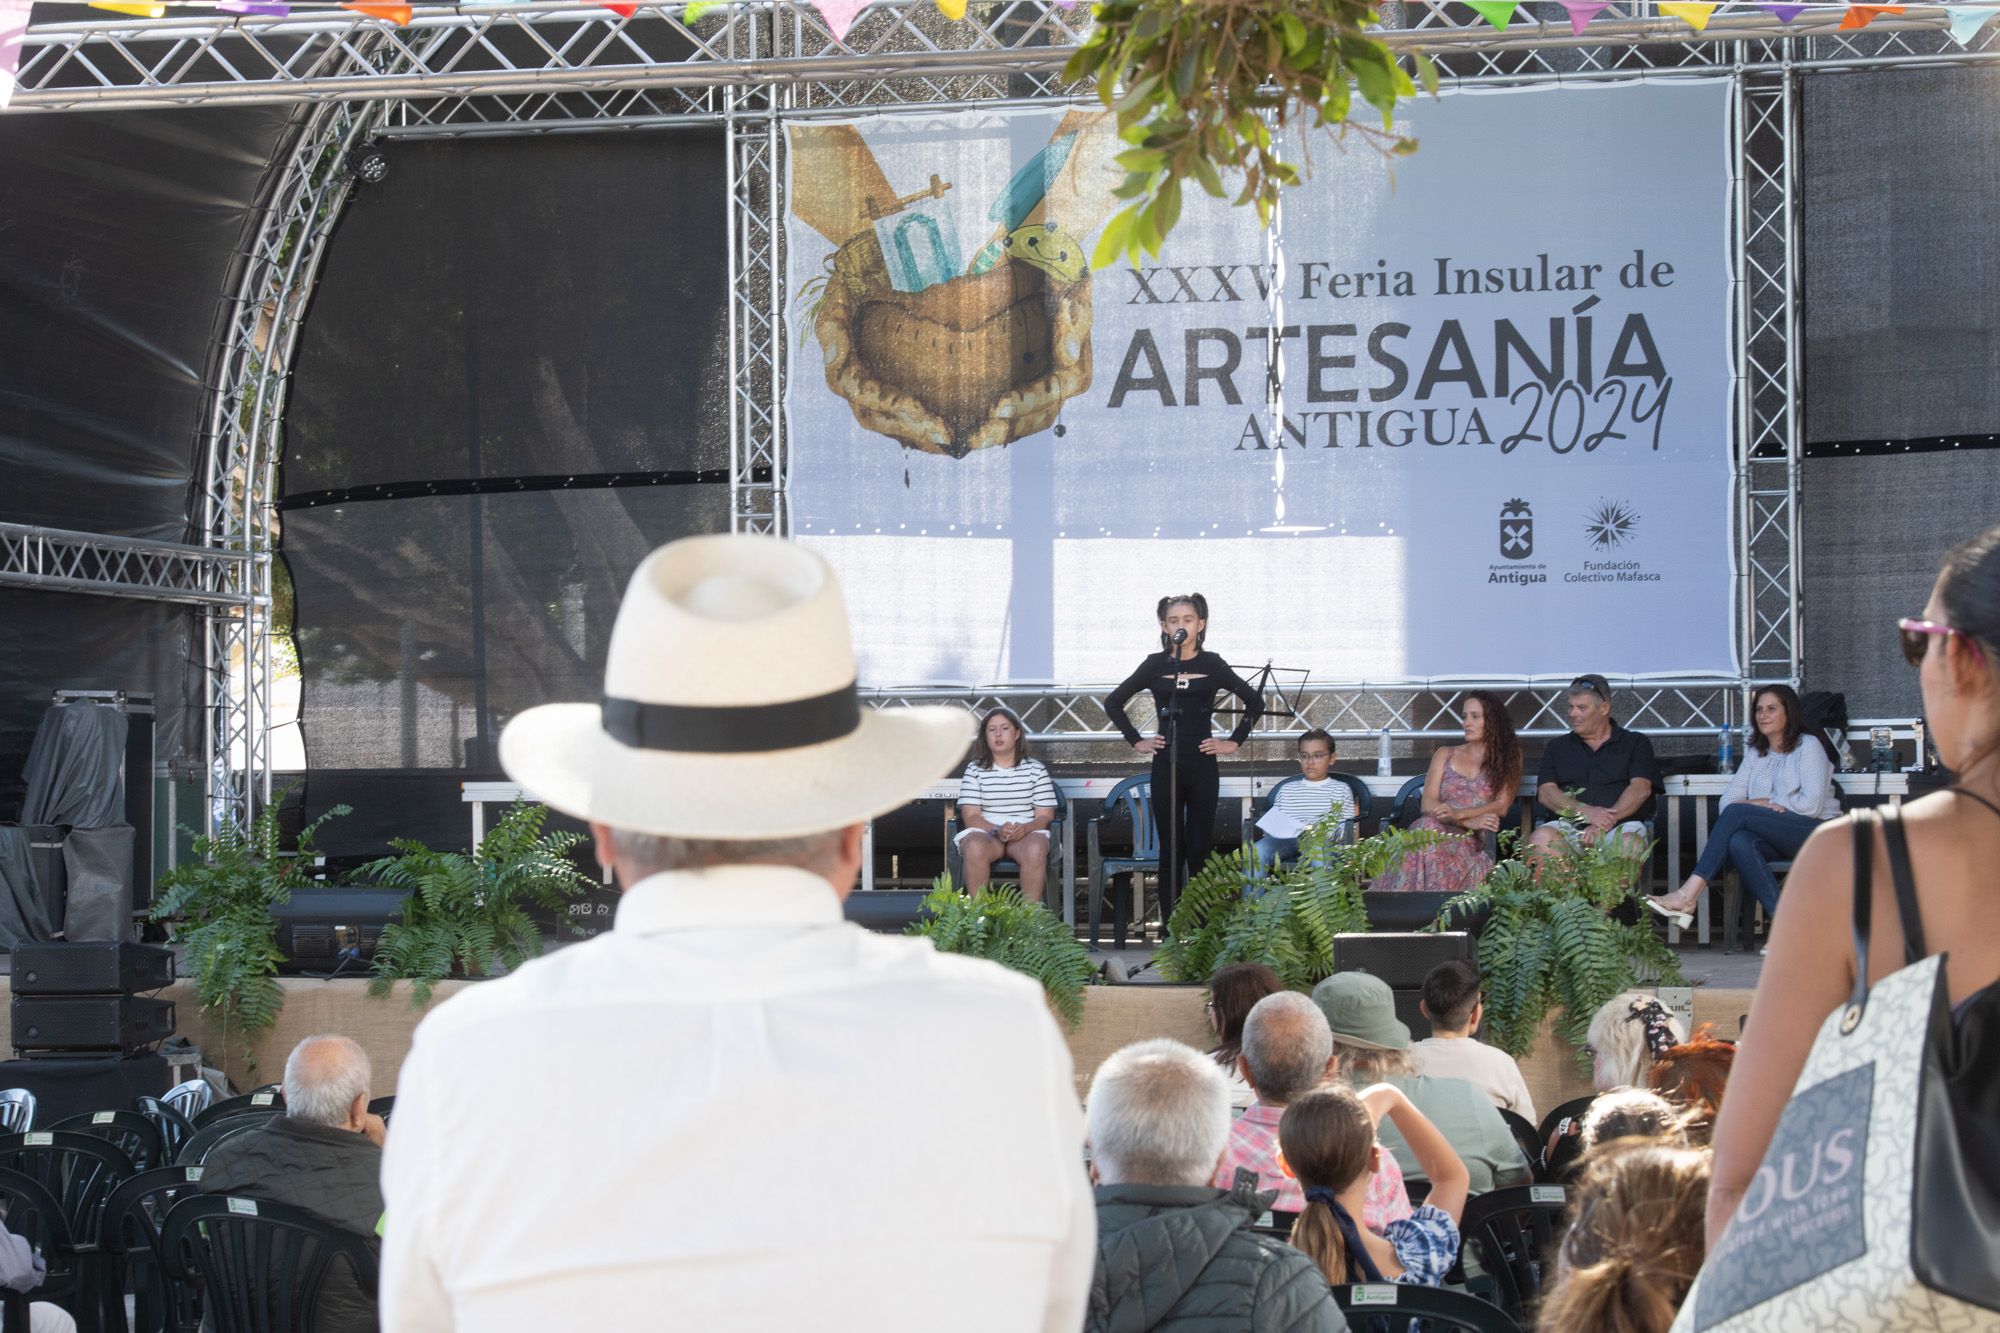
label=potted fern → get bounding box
[362,801,594,1006]
[908,876,1097,1030]
[151,788,349,1074]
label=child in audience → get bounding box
[1409,959,1536,1122]
[1537,1139,1711,1333]
[1251,730,1356,872]
[1280,1082,1469,1288]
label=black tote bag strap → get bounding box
[1843,809,1877,1033]
[1878,805,1928,966]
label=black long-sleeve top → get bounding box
[1104,650,1265,754]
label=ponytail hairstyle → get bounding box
[1462,689,1522,798]
[1278,1086,1378,1289]
[1537,1139,1711,1333]
[1935,525,2000,776]
[1157,593,1209,652]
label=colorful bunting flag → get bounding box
[219,1,292,13]
[935,0,967,18]
[811,0,869,36]
[1465,0,1518,29]
[0,0,29,111]
[1838,3,1904,27]
[603,3,638,14]
[1943,4,1996,44]
[1558,1,1611,36]
[340,2,412,20]
[683,0,722,18]
[1755,3,1809,20]
[1656,2,1715,29]
[89,1,167,13]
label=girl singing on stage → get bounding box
[1105,594,1264,908]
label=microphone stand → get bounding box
[1162,632,1188,928]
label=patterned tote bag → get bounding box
[1672,805,2000,1333]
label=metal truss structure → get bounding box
[0,523,251,606]
[14,0,1997,819]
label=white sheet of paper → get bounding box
[1255,807,1307,840]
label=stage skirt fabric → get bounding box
[1372,767,1496,894]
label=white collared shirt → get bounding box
[380,864,1094,1333]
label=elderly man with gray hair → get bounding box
[1085,1038,1344,1333]
[1210,990,1415,1230]
[199,1034,385,1333]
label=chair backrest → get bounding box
[1331,1283,1524,1333]
[366,1096,395,1126]
[1497,1109,1546,1182]
[161,1194,379,1333]
[1093,775,1159,860]
[0,1130,137,1248]
[175,1112,276,1168]
[1392,774,1429,827]
[1455,1183,1571,1320]
[0,1092,34,1137]
[104,1165,209,1333]
[162,1079,213,1120]
[1536,1095,1597,1146]
[52,1109,167,1172]
[134,1097,198,1162]
[193,1092,284,1131]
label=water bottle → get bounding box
[1718,726,1734,772]
[1377,727,1393,777]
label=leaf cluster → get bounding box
[1152,811,1456,988]
[908,876,1097,1030]
[150,786,349,1073]
[362,801,593,1006]
[1432,818,1684,1066]
[1065,0,1434,267]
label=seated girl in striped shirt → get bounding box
[957,708,1059,902]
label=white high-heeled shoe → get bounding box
[1646,894,1695,929]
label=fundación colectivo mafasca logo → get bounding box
[1499,499,1533,560]
[1584,499,1641,550]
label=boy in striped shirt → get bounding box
[1251,730,1356,872]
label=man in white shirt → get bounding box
[1408,959,1536,1123]
[379,535,1095,1333]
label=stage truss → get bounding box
[14,0,1996,821]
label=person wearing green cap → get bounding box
[1310,972,1533,1194]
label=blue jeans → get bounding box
[1690,803,1824,913]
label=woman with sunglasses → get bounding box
[1705,524,2000,1251]
[1647,683,1838,934]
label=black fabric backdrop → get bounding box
[0,106,297,810]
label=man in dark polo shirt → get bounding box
[1528,674,1661,863]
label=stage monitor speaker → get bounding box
[1331,932,1473,990]
[1393,989,1433,1042]
[11,942,174,995]
[12,995,175,1055]
[273,891,406,973]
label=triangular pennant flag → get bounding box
[340,2,413,20]
[1838,3,1904,27]
[1755,3,1809,20]
[1657,2,1715,29]
[88,2,167,13]
[1943,4,1995,43]
[1558,1,1611,35]
[811,0,868,36]
[603,2,638,14]
[682,0,722,18]
[219,1,292,13]
[935,0,966,18]
[1464,0,1518,28]
[0,0,30,111]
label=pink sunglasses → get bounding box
[1899,618,1984,668]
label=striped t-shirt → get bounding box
[958,759,1057,823]
[1272,777,1357,830]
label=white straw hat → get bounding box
[499,534,969,839]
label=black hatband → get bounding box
[601,683,860,753]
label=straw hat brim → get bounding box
[499,701,971,839]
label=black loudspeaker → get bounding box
[11,942,174,995]
[272,891,405,973]
[1331,932,1473,989]
[12,995,175,1055]
[1393,989,1433,1042]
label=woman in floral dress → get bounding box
[1373,690,1521,893]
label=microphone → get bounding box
[1172,629,1188,645]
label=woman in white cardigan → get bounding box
[1649,684,1841,930]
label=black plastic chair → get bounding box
[102,1165,208,1333]
[366,1096,395,1125]
[1536,1095,1597,1147]
[1332,1283,1522,1332]
[191,1093,283,1132]
[161,1194,379,1333]
[0,1165,83,1329]
[0,1130,137,1332]
[1536,1095,1597,1182]
[1498,1109,1546,1183]
[1402,1177,1432,1207]
[1453,1184,1570,1321]
[174,1114,274,1168]
[134,1098,198,1164]
[52,1111,167,1172]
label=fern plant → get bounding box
[1153,812,1456,988]
[362,801,593,1006]
[909,876,1097,1030]
[1433,818,1683,1066]
[151,788,349,1075]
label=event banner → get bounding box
[784,80,1734,686]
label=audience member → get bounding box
[1648,1027,1735,1144]
[380,536,1093,1332]
[1281,1083,1469,1289]
[1536,1140,1711,1333]
[1649,684,1838,935]
[198,1034,386,1333]
[1407,960,1535,1122]
[0,1222,73,1333]
[1711,524,2000,1249]
[1251,731,1356,872]
[1084,1039,1346,1333]
[957,707,1059,901]
[1373,691,1518,893]
[1586,993,1686,1094]
[1212,991,1413,1232]
[1205,962,1284,1109]
[1528,675,1661,864]
[1578,1089,1686,1152]
[1313,972,1531,1193]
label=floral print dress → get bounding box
[1373,761,1496,894]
